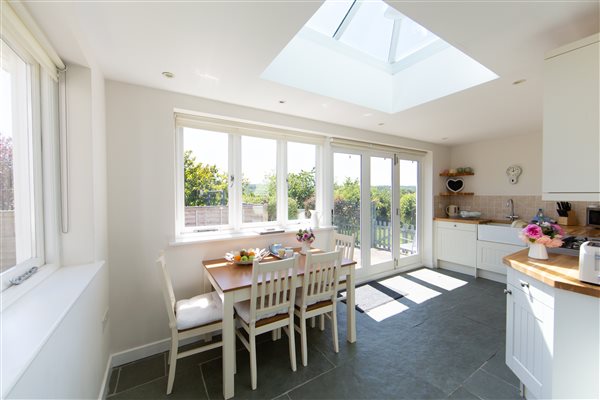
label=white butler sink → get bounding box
[478,223,526,247]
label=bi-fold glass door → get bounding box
[332,149,421,279]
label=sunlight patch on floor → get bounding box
[379,275,441,304]
[408,268,468,291]
[366,300,409,322]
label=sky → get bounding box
[184,128,418,187]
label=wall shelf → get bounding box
[440,192,474,196]
[439,172,475,177]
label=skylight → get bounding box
[305,0,441,67]
[261,0,498,113]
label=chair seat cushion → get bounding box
[175,291,222,330]
[295,287,330,308]
[234,300,288,324]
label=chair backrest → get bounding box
[249,256,299,325]
[331,232,355,261]
[301,250,342,305]
[157,253,178,329]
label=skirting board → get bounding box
[477,269,506,284]
[438,260,476,277]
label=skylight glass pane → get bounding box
[305,0,354,37]
[338,1,393,62]
[393,17,440,62]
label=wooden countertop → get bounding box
[503,249,600,298]
[434,217,492,224]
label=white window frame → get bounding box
[174,114,325,238]
[0,38,48,291]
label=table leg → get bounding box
[222,293,235,399]
[346,267,356,343]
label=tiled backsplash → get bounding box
[435,195,598,226]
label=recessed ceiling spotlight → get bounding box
[363,113,373,117]
[512,79,527,85]
[279,100,286,104]
[441,137,448,141]
[378,122,385,126]
[162,71,175,79]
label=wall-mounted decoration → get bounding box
[506,165,522,184]
[446,178,464,192]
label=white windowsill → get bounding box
[0,261,105,398]
[170,225,334,246]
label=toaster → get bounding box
[579,241,600,285]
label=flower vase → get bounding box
[300,242,311,255]
[528,243,548,260]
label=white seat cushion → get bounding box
[175,291,222,330]
[234,299,288,324]
[294,287,322,308]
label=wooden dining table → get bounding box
[202,248,357,399]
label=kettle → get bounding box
[446,205,459,217]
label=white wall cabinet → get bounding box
[543,33,600,201]
[435,221,476,271]
[505,268,600,399]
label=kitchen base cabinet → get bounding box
[505,268,600,399]
[435,221,477,275]
[476,241,524,282]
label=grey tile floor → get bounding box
[106,268,520,400]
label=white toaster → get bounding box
[579,241,600,285]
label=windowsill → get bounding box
[1,263,60,312]
[0,261,105,398]
[170,225,335,246]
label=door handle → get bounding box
[520,281,529,288]
[503,289,512,295]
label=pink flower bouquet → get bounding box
[519,221,564,248]
[296,228,315,244]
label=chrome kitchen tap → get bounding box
[506,199,519,222]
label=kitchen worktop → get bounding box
[433,217,492,224]
[503,249,600,298]
[434,217,600,237]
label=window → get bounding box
[0,38,45,287]
[175,117,323,236]
[287,142,316,221]
[182,128,230,228]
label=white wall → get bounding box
[106,80,450,354]
[449,132,542,195]
[7,263,110,399]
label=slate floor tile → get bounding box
[481,348,519,388]
[447,386,481,399]
[115,353,166,393]
[463,369,521,400]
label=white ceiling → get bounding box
[24,0,599,146]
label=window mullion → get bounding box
[277,139,287,227]
[231,134,241,231]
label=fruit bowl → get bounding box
[225,248,268,265]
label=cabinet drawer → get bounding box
[436,221,477,232]
[507,268,554,309]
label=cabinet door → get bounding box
[506,284,554,399]
[437,226,476,267]
[543,39,599,198]
[477,241,523,275]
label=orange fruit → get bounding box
[234,255,241,261]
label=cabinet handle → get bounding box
[520,281,529,288]
[503,289,512,295]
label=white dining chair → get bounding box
[295,250,343,366]
[331,231,355,261]
[234,256,299,390]
[157,254,223,395]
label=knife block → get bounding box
[558,210,577,226]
